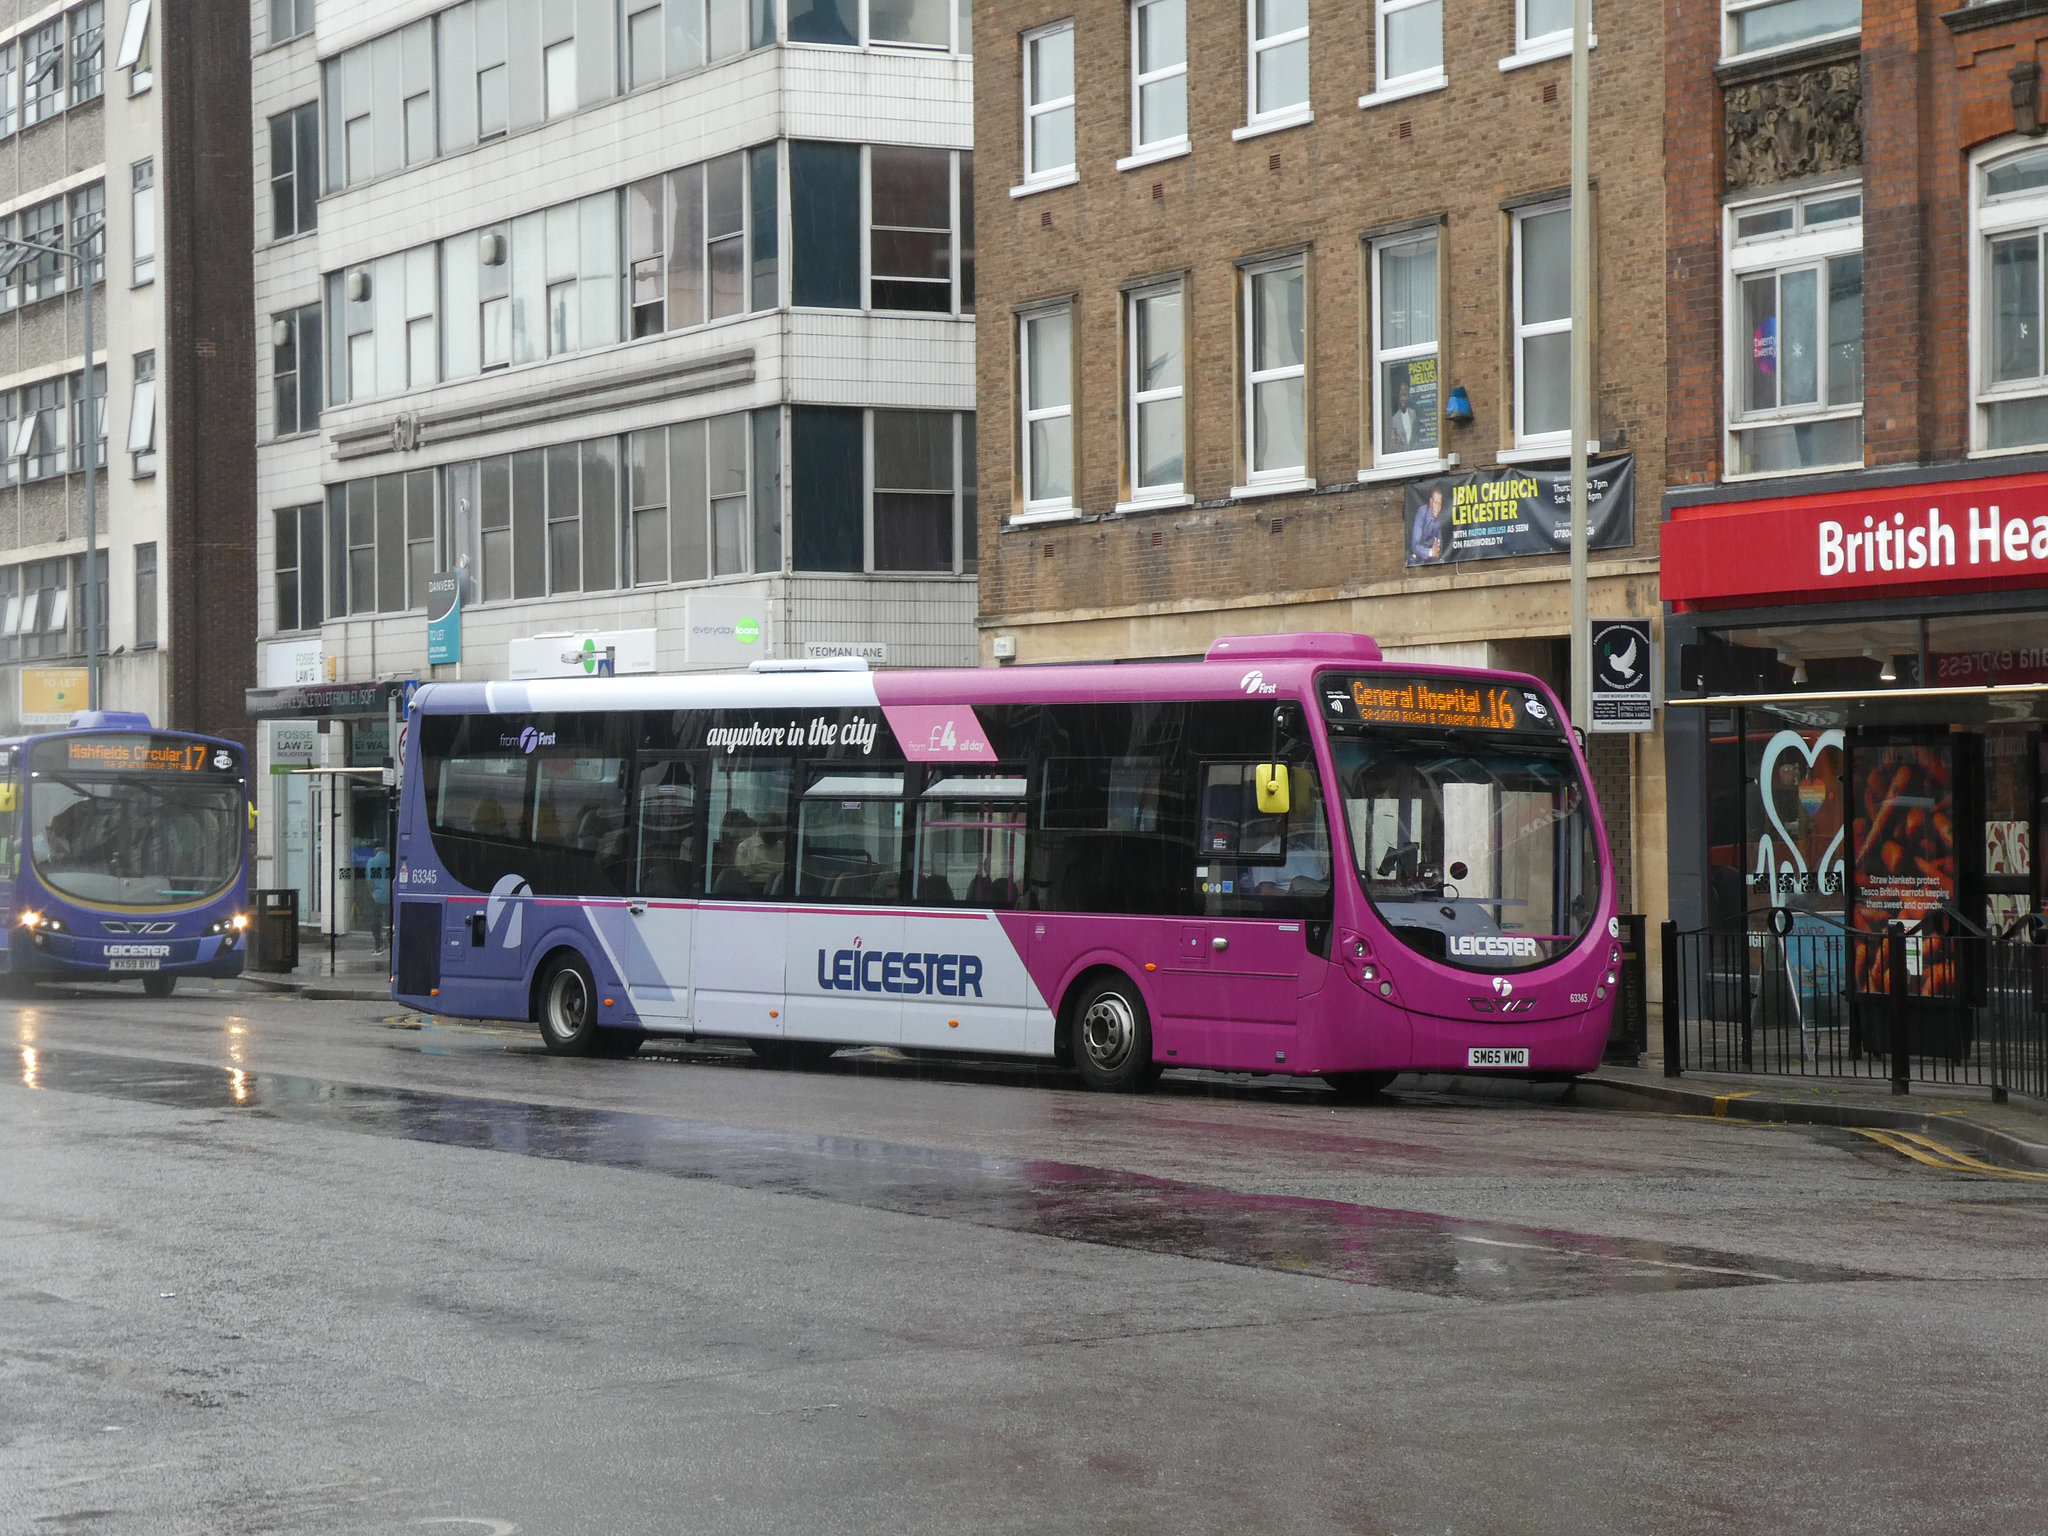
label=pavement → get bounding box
[242,930,393,1002]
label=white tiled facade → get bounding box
[0,0,165,731]
[250,0,977,685]
[249,0,976,922]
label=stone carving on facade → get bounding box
[1723,62,1862,191]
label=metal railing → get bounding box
[1661,909,2048,1098]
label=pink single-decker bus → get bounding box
[391,633,1618,1092]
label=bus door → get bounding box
[620,754,703,1022]
[782,767,908,1046]
[693,758,795,1040]
[1157,762,1322,1061]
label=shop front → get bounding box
[1663,470,2048,955]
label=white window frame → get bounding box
[1720,0,1859,64]
[1236,0,1311,140]
[1722,180,1864,479]
[1238,253,1312,496]
[1015,301,1077,524]
[1014,21,1077,197]
[1120,0,1188,170]
[1499,0,1593,70]
[1972,139,2048,458]
[1121,278,1188,511]
[1367,231,1444,474]
[1360,0,1444,109]
[1511,201,1572,453]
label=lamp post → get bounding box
[0,230,98,712]
[1567,0,1592,734]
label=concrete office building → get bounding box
[0,0,251,740]
[247,0,978,934]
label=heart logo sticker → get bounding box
[1757,728,1845,901]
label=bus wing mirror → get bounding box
[1255,764,1291,816]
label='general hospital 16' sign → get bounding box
[1662,472,2048,610]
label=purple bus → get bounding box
[393,634,1617,1092]
[1,712,252,995]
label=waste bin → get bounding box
[251,888,300,973]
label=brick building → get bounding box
[1662,0,2048,944]
[975,0,1670,924]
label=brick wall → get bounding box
[163,0,255,748]
[1665,0,2048,487]
[975,0,1668,633]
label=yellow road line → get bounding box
[1712,1091,1757,1117]
[1851,1127,2048,1180]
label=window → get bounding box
[273,504,325,632]
[915,775,1025,906]
[1726,185,1863,475]
[1976,146,2048,453]
[1242,256,1307,487]
[270,0,314,44]
[67,1,102,106]
[327,244,439,402]
[130,159,154,281]
[0,45,18,137]
[18,196,64,305]
[1125,281,1184,504]
[1515,0,1573,53]
[1370,232,1439,467]
[791,141,971,315]
[788,0,966,47]
[21,20,62,126]
[796,768,904,900]
[1018,304,1074,517]
[322,19,438,190]
[269,105,316,239]
[1722,0,1857,59]
[614,0,767,84]
[544,37,576,117]
[707,763,793,899]
[70,182,104,284]
[127,350,155,475]
[870,146,952,312]
[19,379,64,482]
[68,365,105,473]
[273,305,321,437]
[1021,22,1075,187]
[1248,0,1308,125]
[1370,0,1440,99]
[115,0,150,89]
[133,542,155,650]
[1127,0,1186,161]
[326,471,439,615]
[871,410,971,570]
[1512,203,1571,449]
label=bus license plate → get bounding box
[1467,1047,1528,1068]
[109,957,161,972]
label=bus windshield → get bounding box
[1331,733,1598,971]
[30,774,244,906]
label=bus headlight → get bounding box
[19,911,63,933]
[205,914,250,943]
[16,910,39,929]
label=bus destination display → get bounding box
[1321,675,1560,734]
[43,736,240,774]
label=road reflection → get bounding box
[12,1047,1879,1302]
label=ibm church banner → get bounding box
[1404,456,1636,567]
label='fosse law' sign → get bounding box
[1663,473,2048,609]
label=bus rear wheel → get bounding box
[141,974,177,999]
[1071,976,1159,1093]
[537,953,599,1056]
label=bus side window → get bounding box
[707,761,793,898]
[1197,762,1332,919]
[796,768,906,903]
[915,774,1028,908]
[634,758,700,898]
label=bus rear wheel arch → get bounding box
[1064,970,1161,1093]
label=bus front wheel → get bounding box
[537,953,599,1056]
[141,974,177,999]
[1071,975,1159,1093]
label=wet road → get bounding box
[6,986,2048,1533]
